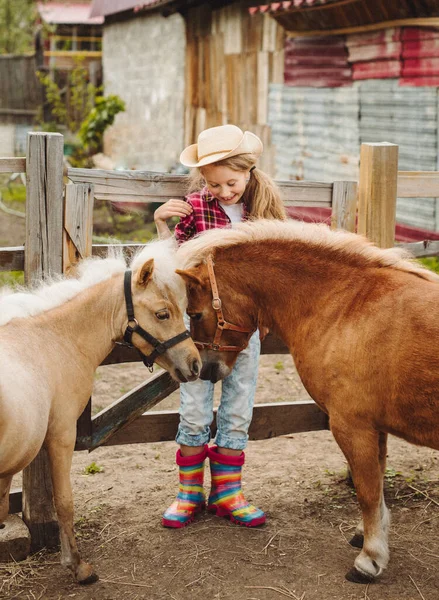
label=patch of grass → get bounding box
[0,271,24,287]
[1,182,26,206]
[274,361,284,372]
[419,257,439,274]
[83,461,104,475]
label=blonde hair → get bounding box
[187,153,286,221]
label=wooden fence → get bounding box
[1,134,439,548]
[0,55,43,121]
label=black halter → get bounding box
[121,270,191,372]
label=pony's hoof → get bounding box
[79,572,99,585]
[345,567,375,584]
[349,534,364,548]
[76,561,99,585]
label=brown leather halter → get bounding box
[191,254,256,353]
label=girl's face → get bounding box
[201,164,249,205]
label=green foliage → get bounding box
[274,361,284,372]
[83,462,104,475]
[0,271,24,287]
[36,63,98,134]
[79,95,126,152]
[0,0,36,54]
[419,257,439,274]
[36,66,125,165]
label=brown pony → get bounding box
[176,219,439,584]
[0,238,200,584]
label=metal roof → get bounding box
[37,2,104,25]
[249,0,439,34]
[89,0,177,18]
[249,1,340,15]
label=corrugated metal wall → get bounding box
[269,80,439,231]
[268,84,359,181]
[359,79,438,231]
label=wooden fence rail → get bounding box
[1,140,439,546]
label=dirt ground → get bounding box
[1,206,439,600]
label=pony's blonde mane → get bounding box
[177,219,439,283]
[0,237,184,327]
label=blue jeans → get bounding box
[176,329,261,451]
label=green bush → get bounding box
[79,95,126,152]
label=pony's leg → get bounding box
[46,435,98,584]
[330,422,389,583]
[0,476,13,524]
[349,432,390,550]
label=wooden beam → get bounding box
[398,240,439,258]
[63,182,95,452]
[99,401,328,447]
[63,183,94,276]
[331,181,357,232]
[89,371,179,451]
[9,489,22,515]
[0,157,26,173]
[22,132,64,550]
[0,246,25,271]
[397,171,439,198]
[286,18,439,38]
[357,143,398,249]
[67,168,333,207]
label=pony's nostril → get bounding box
[192,359,200,376]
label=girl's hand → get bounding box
[154,199,193,223]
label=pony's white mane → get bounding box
[177,219,439,283]
[0,237,184,326]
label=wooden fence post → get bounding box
[63,182,95,448]
[331,181,358,232]
[357,142,399,248]
[22,132,64,550]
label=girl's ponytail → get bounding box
[244,166,286,220]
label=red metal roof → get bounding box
[249,0,341,15]
[90,0,176,18]
[37,2,104,25]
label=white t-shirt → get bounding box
[219,201,243,223]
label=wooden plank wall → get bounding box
[184,2,285,175]
[0,54,42,119]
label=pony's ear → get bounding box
[175,268,203,287]
[137,258,154,287]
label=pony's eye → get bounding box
[188,312,202,321]
[156,310,170,320]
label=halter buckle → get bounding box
[212,298,222,311]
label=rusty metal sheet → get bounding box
[284,35,351,87]
[352,60,401,80]
[403,58,439,77]
[348,42,401,62]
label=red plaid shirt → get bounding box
[174,187,249,244]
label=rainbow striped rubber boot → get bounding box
[162,445,207,528]
[207,446,266,527]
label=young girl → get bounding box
[154,124,286,528]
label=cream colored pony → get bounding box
[0,238,200,584]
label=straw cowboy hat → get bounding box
[180,124,263,168]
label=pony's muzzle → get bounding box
[175,357,202,383]
[200,360,230,383]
